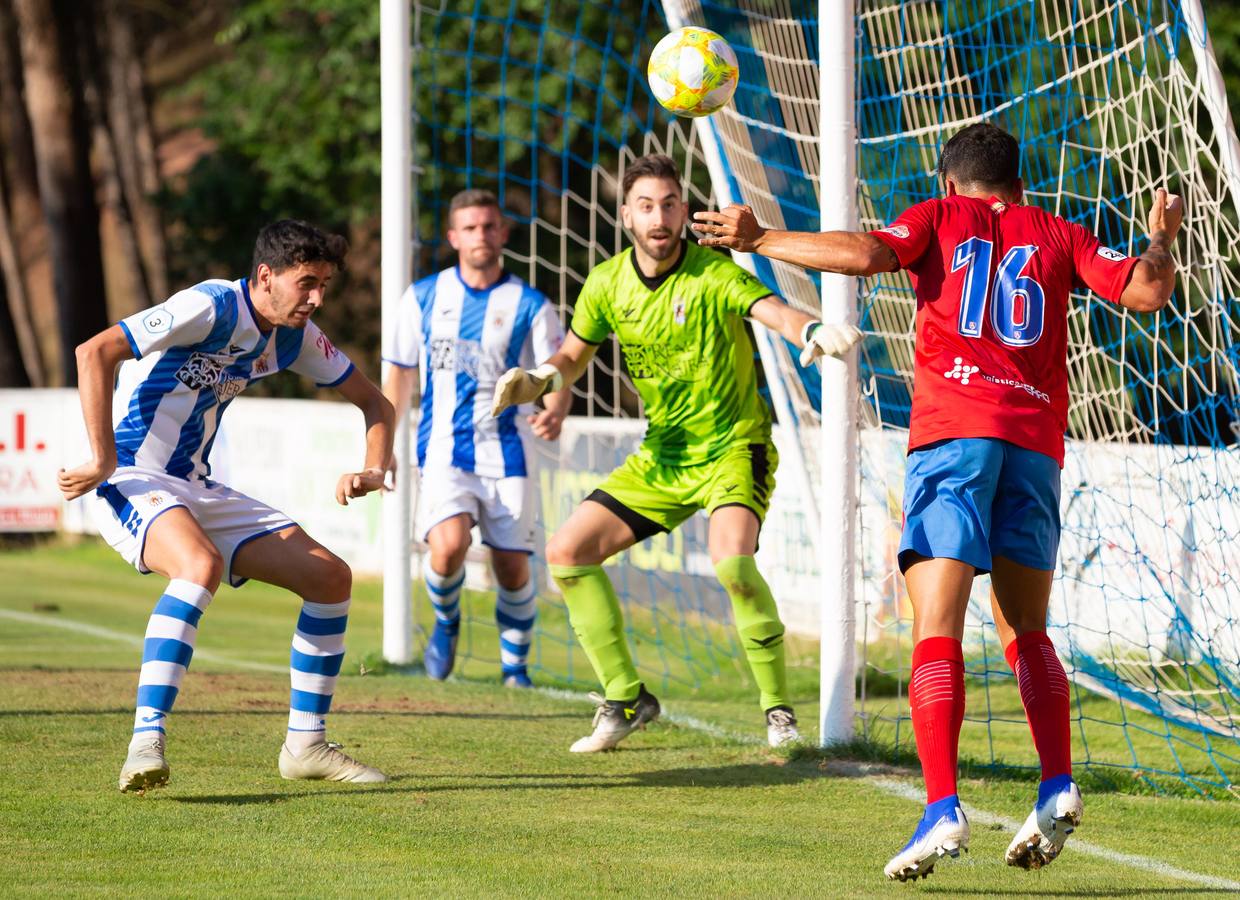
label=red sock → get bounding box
[910,636,965,804]
[1005,631,1072,781]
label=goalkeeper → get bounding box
[490,154,859,751]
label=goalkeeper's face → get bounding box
[622,176,687,262]
[448,204,509,272]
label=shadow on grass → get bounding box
[169,759,831,805]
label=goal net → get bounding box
[395,0,1240,794]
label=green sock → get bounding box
[714,554,789,711]
[549,564,641,701]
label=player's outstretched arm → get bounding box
[58,326,133,501]
[692,205,899,276]
[491,332,597,418]
[1119,188,1183,313]
[333,369,395,506]
[748,295,862,366]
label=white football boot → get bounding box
[119,732,171,793]
[765,706,801,748]
[1005,775,1082,869]
[884,795,970,882]
[278,741,388,783]
[569,685,661,752]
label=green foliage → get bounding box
[192,0,380,226]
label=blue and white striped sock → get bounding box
[132,579,214,736]
[424,558,464,627]
[286,598,349,752]
[495,580,536,677]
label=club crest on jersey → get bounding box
[1096,246,1127,262]
[878,224,910,239]
[175,352,246,402]
[141,307,173,334]
[673,297,687,326]
[252,351,270,375]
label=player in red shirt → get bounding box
[693,123,1181,881]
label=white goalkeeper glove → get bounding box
[491,363,564,417]
[799,321,862,366]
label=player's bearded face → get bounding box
[623,177,687,262]
[263,262,335,329]
[449,206,508,271]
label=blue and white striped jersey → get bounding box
[383,267,563,478]
[114,278,354,481]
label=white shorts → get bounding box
[91,467,295,588]
[416,466,534,554]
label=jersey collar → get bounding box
[630,239,686,292]
[454,265,509,295]
[239,277,272,335]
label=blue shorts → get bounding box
[898,438,1061,575]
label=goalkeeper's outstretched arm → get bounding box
[691,205,899,276]
[491,332,598,418]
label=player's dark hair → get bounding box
[938,123,1021,191]
[448,188,502,225]
[251,220,348,279]
[622,154,681,199]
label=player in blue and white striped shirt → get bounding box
[59,220,395,793]
[383,190,570,685]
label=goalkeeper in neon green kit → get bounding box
[491,155,860,751]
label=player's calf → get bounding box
[423,561,464,680]
[496,580,536,687]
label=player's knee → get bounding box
[544,533,590,568]
[178,546,224,592]
[318,555,353,602]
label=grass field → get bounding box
[2,539,1239,897]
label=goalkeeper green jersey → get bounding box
[571,239,774,466]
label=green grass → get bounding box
[2,538,1239,897]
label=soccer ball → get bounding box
[647,27,739,118]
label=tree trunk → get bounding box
[0,258,31,386]
[77,0,152,318]
[102,0,166,301]
[13,0,108,385]
[0,169,40,386]
[0,0,48,385]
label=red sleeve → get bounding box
[868,199,939,270]
[1068,221,1140,303]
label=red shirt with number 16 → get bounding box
[868,195,1139,466]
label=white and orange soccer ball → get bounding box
[647,26,739,118]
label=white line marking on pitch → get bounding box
[7,618,1229,890]
[538,688,1238,891]
[0,607,286,673]
[871,777,1240,891]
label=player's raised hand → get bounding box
[527,407,564,441]
[491,363,563,417]
[799,321,863,366]
[57,457,116,501]
[691,204,766,252]
[335,466,386,506]
[1148,187,1183,242]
